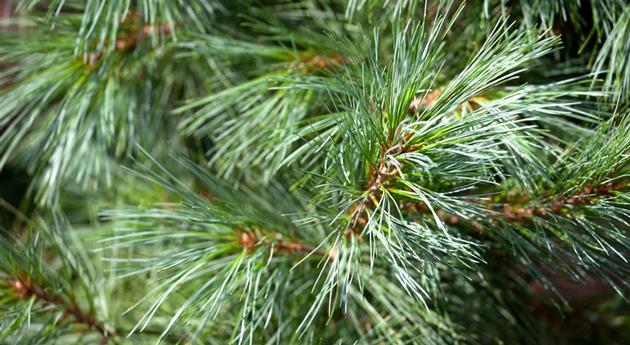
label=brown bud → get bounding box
[115,39,128,50]
[239,231,256,252]
[11,279,30,298]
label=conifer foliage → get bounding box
[1,1,629,344]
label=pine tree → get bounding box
[1,1,629,344]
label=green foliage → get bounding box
[593,6,630,103]
[0,14,196,205]
[1,0,628,344]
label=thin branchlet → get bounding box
[238,228,328,258]
[3,272,115,343]
[405,181,628,227]
[346,132,417,237]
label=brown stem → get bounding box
[238,229,328,258]
[406,181,627,227]
[346,133,417,238]
[6,273,115,343]
[499,181,625,222]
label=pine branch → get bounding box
[405,180,628,226]
[0,10,201,205]
[2,272,115,343]
[346,132,417,237]
[498,181,627,222]
[3,1,629,343]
